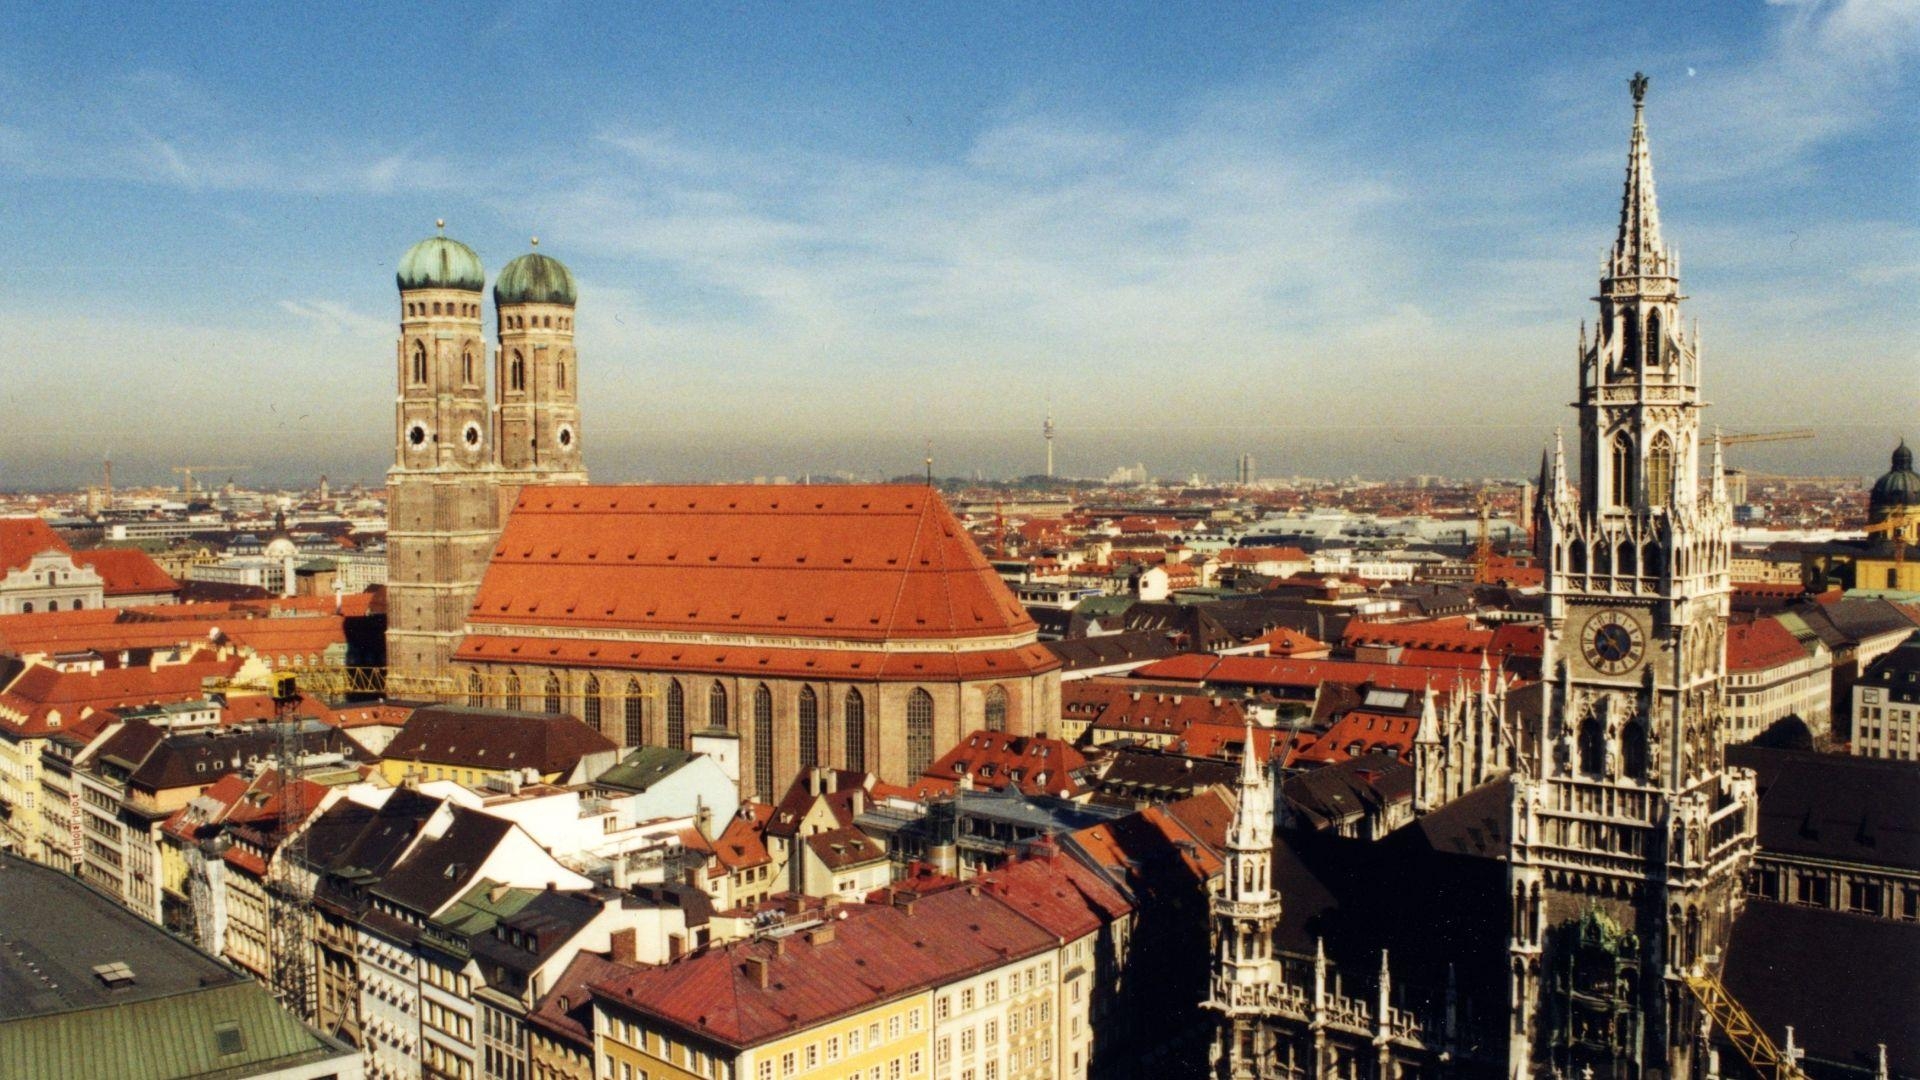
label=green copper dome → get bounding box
[494,249,577,306]
[396,233,486,293]
[1870,439,1920,512]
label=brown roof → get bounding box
[913,729,1087,799]
[804,825,888,869]
[383,706,616,775]
[591,886,1059,1048]
[471,485,1040,644]
[0,655,242,734]
[71,548,179,597]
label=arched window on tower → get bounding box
[708,681,729,731]
[753,684,774,799]
[462,348,475,385]
[666,679,686,748]
[411,341,428,385]
[583,675,603,736]
[1578,717,1605,778]
[504,672,522,711]
[844,690,867,772]
[798,686,821,768]
[1611,432,1636,508]
[510,351,526,391]
[543,672,562,714]
[1622,720,1649,780]
[1621,309,1640,372]
[1646,310,1663,368]
[984,685,1009,733]
[906,688,935,779]
[557,362,566,391]
[624,679,645,746]
[1646,432,1674,509]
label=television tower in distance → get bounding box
[1044,403,1056,479]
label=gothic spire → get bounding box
[1608,72,1671,281]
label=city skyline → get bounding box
[2,2,1915,489]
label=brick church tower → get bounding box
[386,226,586,684]
[1511,75,1758,1080]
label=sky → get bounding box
[1,1,1915,490]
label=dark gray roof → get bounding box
[1860,631,1920,706]
[1723,901,1920,1079]
[386,706,616,775]
[1404,778,1513,860]
[1281,753,1414,831]
[0,854,352,1078]
[1727,745,1920,873]
[1043,630,1182,672]
[372,805,517,915]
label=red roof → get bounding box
[912,730,1087,799]
[0,655,242,734]
[711,803,775,877]
[1064,679,1247,735]
[456,634,1057,682]
[0,517,72,572]
[1727,617,1811,673]
[591,887,1060,1048]
[472,485,1038,644]
[1216,546,1310,565]
[1245,625,1328,656]
[1133,653,1464,694]
[1293,710,1420,765]
[1343,617,1491,653]
[71,548,179,597]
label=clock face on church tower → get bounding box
[1581,608,1646,675]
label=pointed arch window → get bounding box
[708,681,729,731]
[466,671,483,707]
[984,685,1009,733]
[906,688,935,779]
[798,686,821,768]
[1578,717,1605,778]
[543,672,562,714]
[462,348,475,385]
[1645,310,1663,368]
[510,351,526,392]
[1610,433,1636,508]
[1622,720,1649,781]
[411,341,428,385]
[666,679,686,748]
[844,690,867,772]
[557,361,566,391]
[582,675,602,735]
[624,679,645,746]
[1621,309,1640,372]
[753,684,774,800]
[504,672,522,712]
[1646,432,1674,509]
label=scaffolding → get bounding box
[282,663,657,706]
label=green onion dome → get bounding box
[1870,439,1920,513]
[494,248,577,307]
[396,229,486,292]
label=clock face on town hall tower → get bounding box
[1580,608,1646,675]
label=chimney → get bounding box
[609,927,638,964]
[806,924,835,947]
[850,789,865,816]
[745,955,771,989]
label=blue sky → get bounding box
[1,1,1914,488]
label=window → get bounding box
[1611,432,1635,508]
[807,1045,819,1069]
[544,672,563,714]
[984,982,998,1005]
[1622,720,1649,780]
[888,1016,900,1041]
[625,679,646,746]
[961,988,974,1011]
[799,686,821,768]
[667,680,686,748]
[510,350,526,391]
[827,1037,840,1062]
[710,681,730,730]
[462,348,475,384]
[908,1052,921,1075]
[584,675,603,733]
[1578,717,1604,777]
[782,1051,796,1077]
[760,1062,774,1080]
[936,996,950,1021]
[1646,432,1674,509]
[412,341,428,384]
[984,686,1008,733]
[849,1029,862,1053]
[906,688,935,779]
[961,1030,974,1054]
[844,690,867,771]
[467,671,483,706]
[744,689,777,801]
[937,1038,950,1064]
[504,672,523,711]
[984,1020,998,1046]
[1646,309,1663,368]
[558,361,567,390]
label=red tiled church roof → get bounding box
[0,517,71,573]
[471,485,1038,644]
[71,548,179,597]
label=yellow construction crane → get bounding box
[1863,507,1920,570]
[1720,430,1815,447]
[1473,489,1498,585]
[1685,970,1806,1080]
[172,464,252,497]
[282,664,656,707]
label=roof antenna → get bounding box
[436,218,446,232]
[530,236,539,248]
[924,439,934,487]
